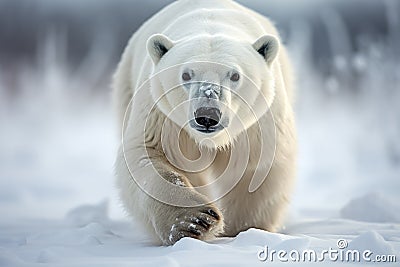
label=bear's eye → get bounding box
[182,72,192,81]
[230,72,240,82]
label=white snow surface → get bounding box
[1,2,400,266]
[0,200,399,266]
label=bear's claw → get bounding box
[167,206,223,245]
[204,208,220,220]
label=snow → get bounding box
[340,192,400,223]
[1,1,400,266]
[0,201,398,266]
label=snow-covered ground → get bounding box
[1,1,399,266]
[1,200,399,266]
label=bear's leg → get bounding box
[116,148,224,245]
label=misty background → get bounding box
[0,0,399,221]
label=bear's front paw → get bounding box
[166,206,223,245]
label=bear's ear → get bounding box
[252,35,279,66]
[147,34,175,64]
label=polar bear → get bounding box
[113,0,296,245]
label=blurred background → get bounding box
[0,0,399,221]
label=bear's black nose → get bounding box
[194,107,221,129]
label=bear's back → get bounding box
[130,0,281,85]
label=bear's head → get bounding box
[146,34,279,149]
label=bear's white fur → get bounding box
[113,0,296,245]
